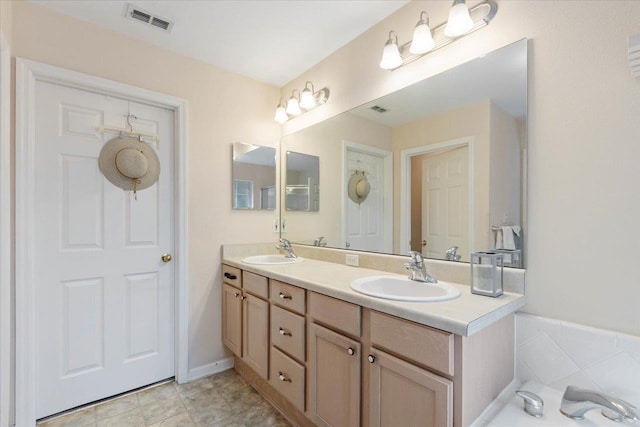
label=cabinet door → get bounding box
[242,293,269,379]
[309,323,360,427]
[368,348,453,427]
[222,283,242,357]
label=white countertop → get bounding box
[222,256,525,337]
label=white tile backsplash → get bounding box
[516,313,640,401]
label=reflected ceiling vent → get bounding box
[370,105,388,113]
[124,3,174,33]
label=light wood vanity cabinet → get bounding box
[221,266,269,380]
[222,264,514,427]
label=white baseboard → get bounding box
[184,357,234,383]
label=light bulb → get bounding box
[379,31,403,70]
[445,0,474,38]
[300,86,316,110]
[274,105,288,123]
[286,92,301,116]
[410,12,435,55]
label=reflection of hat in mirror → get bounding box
[348,170,371,205]
[98,136,160,194]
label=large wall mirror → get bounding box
[281,39,527,268]
[232,142,277,210]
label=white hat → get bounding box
[98,136,160,194]
[347,170,371,205]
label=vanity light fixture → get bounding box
[380,31,403,70]
[380,0,498,71]
[410,12,435,55]
[274,99,288,124]
[286,90,302,116]
[274,82,330,123]
[444,0,474,38]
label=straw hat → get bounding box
[347,170,371,205]
[98,136,160,193]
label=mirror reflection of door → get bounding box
[411,146,469,261]
[344,142,392,253]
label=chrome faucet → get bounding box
[276,238,297,259]
[314,236,327,247]
[445,246,461,261]
[405,251,437,283]
[560,386,640,422]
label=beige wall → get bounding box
[233,163,277,210]
[282,112,392,247]
[10,0,281,375]
[283,1,640,336]
[393,100,492,254]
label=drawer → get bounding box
[369,310,454,376]
[271,305,305,362]
[270,346,305,412]
[270,280,306,314]
[242,271,268,299]
[222,264,241,288]
[309,292,361,337]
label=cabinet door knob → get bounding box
[224,272,237,280]
[279,292,292,300]
[234,292,240,298]
[240,295,246,300]
[347,347,356,356]
[367,355,376,363]
[279,327,292,337]
[278,371,292,382]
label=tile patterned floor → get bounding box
[38,370,291,427]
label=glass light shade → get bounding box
[410,23,435,54]
[274,106,288,123]
[286,96,301,116]
[300,89,316,110]
[379,40,403,70]
[444,1,474,38]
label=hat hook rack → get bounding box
[96,114,161,143]
[348,160,371,175]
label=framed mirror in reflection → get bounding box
[232,142,276,210]
[281,39,527,268]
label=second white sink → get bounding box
[350,275,461,302]
[241,254,304,265]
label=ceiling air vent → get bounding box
[124,3,174,33]
[370,105,388,113]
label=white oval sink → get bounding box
[350,275,461,302]
[241,255,304,265]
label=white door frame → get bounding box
[0,32,12,427]
[399,137,475,255]
[341,140,393,253]
[15,58,189,426]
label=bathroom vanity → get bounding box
[221,246,525,427]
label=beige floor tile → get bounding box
[140,395,186,426]
[95,407,144,427]
[187,398,236,426]
[95,394,139,420]
[137,383,178,407]
[147,411,195,427]
[220,387,265,413]
[181,389,227,412]
[174,377,214,398]
[209,371,248,395]
[38,407,96,427]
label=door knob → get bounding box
[346,242,351,248]
[421,240,427,247]
[161,253,172,263]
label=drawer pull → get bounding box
[347,347,356,356]
[224,272,237,280]
[278,327,292,337]
[368,354,376,363]
[279,292,292,300]
[278,371,292,383]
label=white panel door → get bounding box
[421,147,469,261]
[345,149,387,252]
[34,81,175,418]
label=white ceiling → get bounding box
[30,0,410,87]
